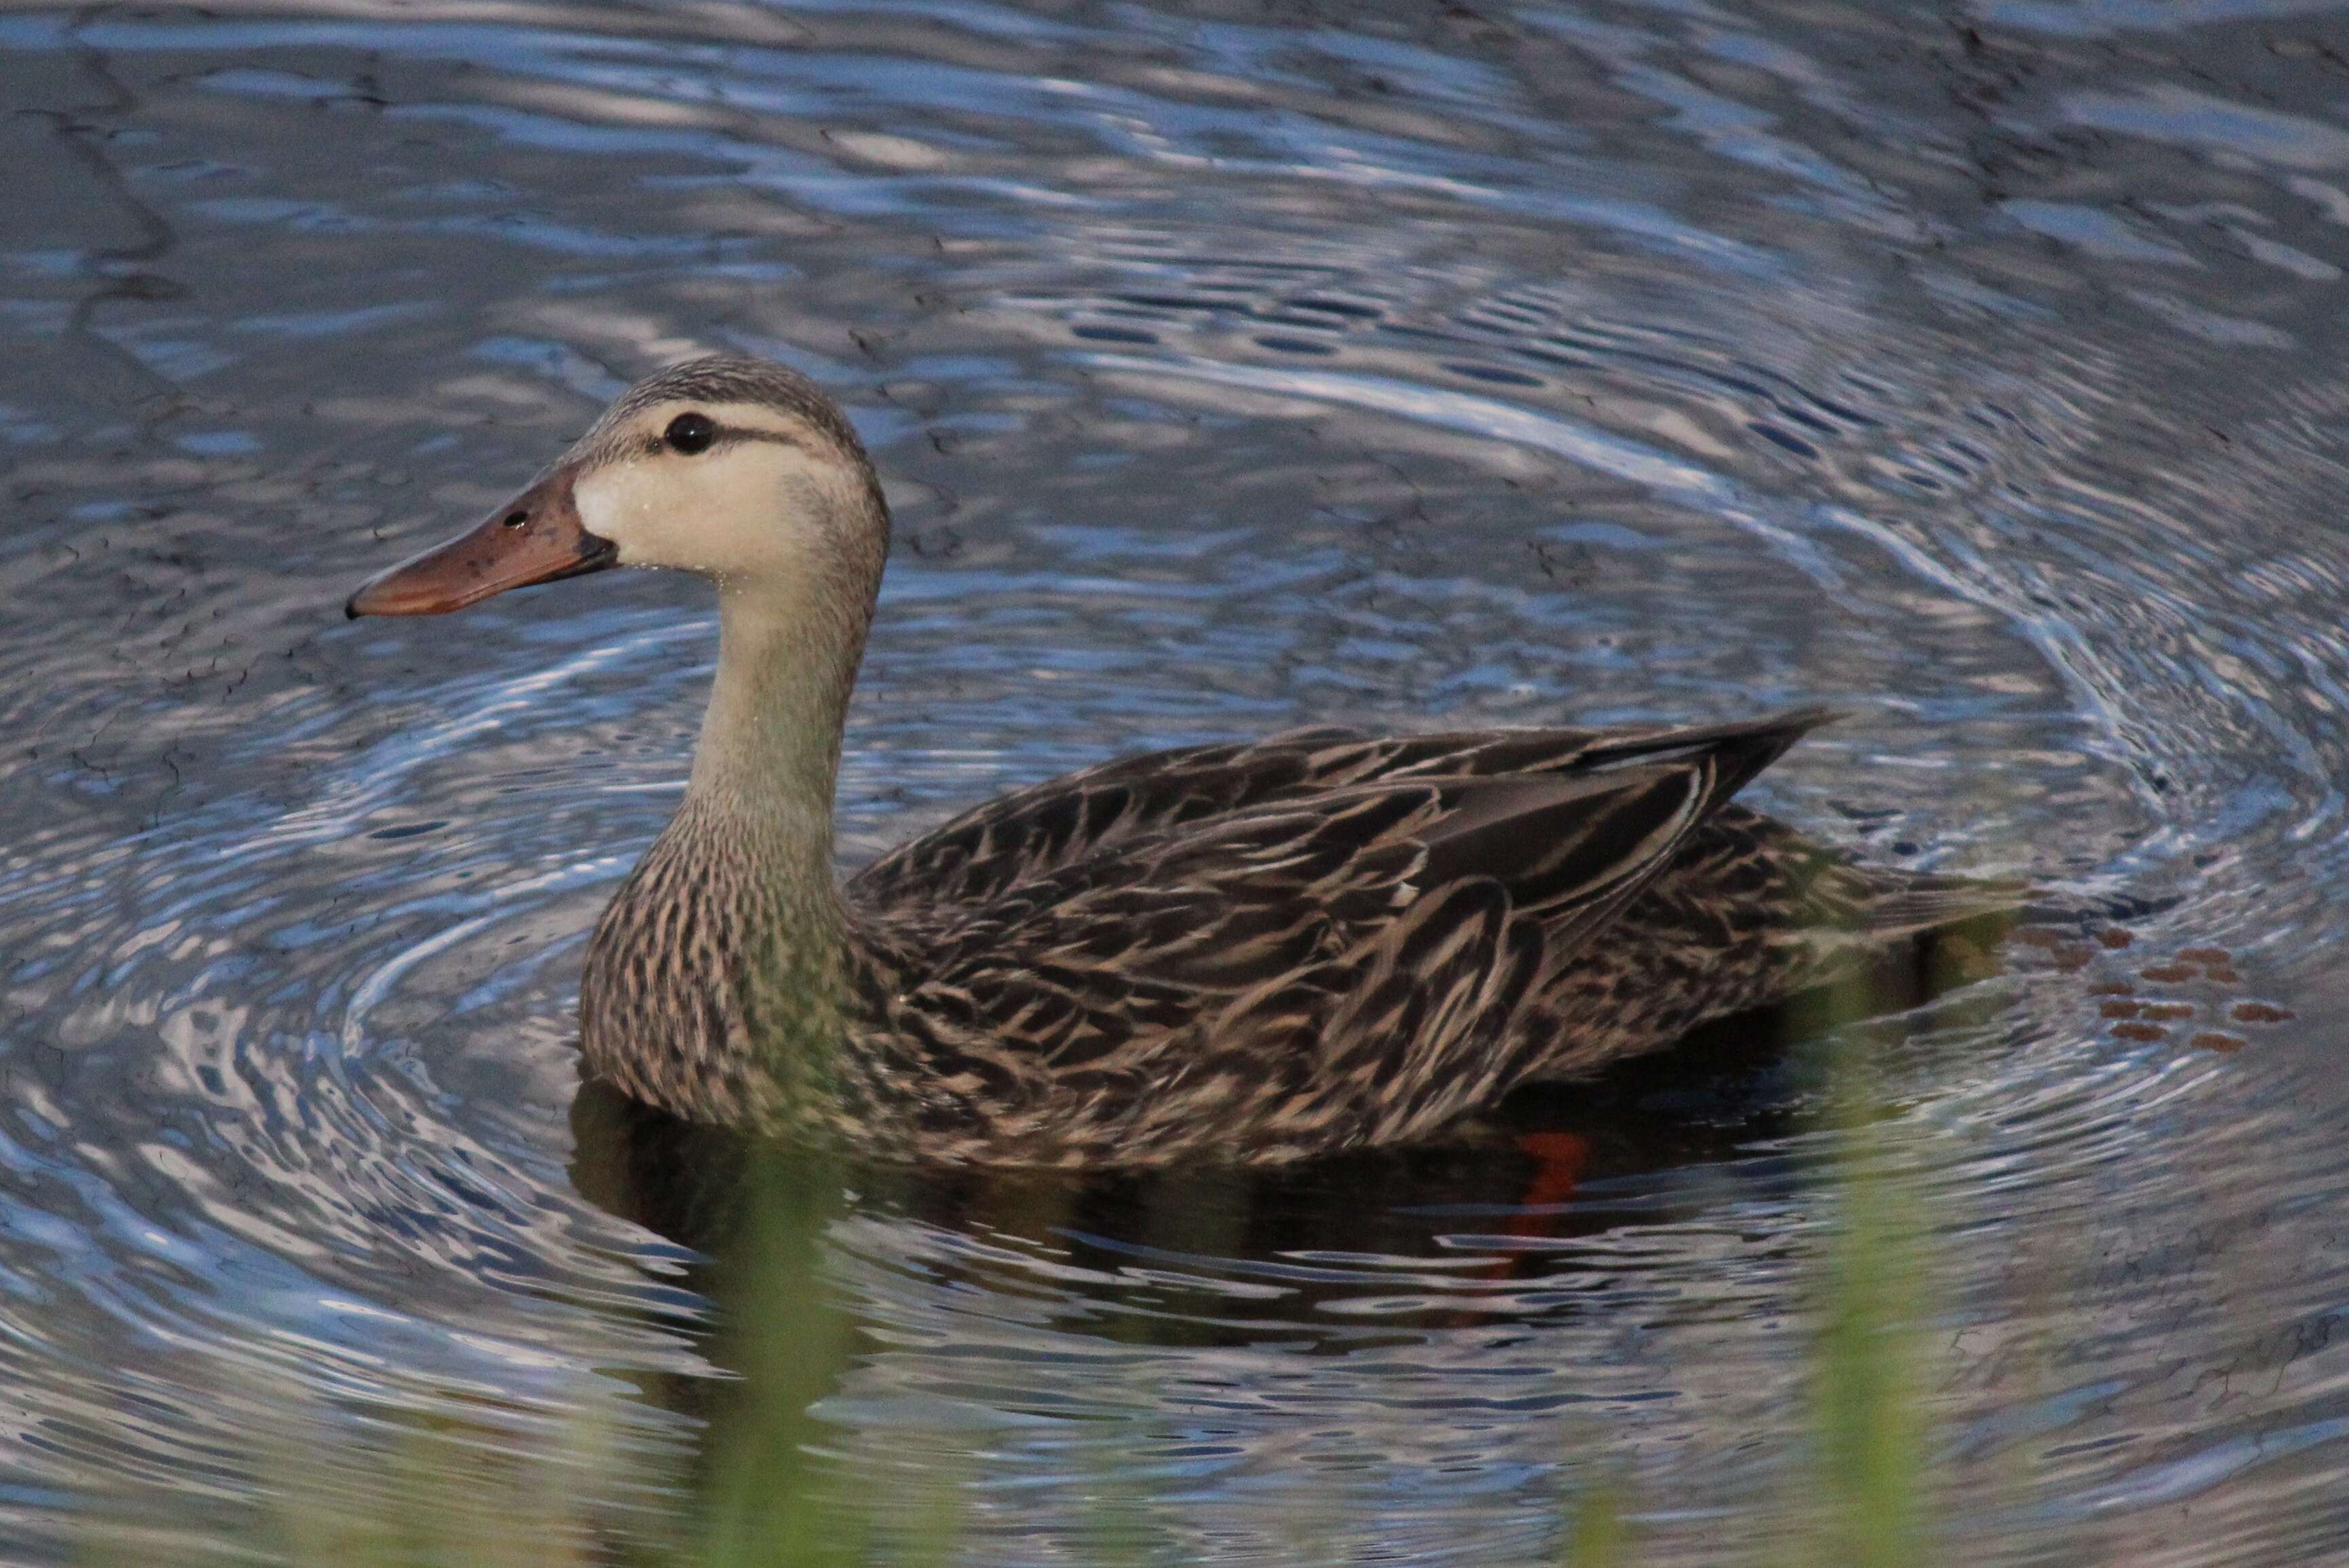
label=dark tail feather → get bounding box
[1579,707,1845,806]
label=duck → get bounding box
[347,354,2011,1167]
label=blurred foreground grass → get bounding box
[1560,1013,1938,1568]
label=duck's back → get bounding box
[834,712,2006,1164]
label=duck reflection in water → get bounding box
[350,355,2018,1170]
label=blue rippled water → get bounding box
[7,0,2349,1561]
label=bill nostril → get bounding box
[503,510,529,529]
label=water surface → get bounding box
[5,0,2349,1560]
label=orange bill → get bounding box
[345,465,615,618]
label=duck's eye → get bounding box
[663,412,716,455]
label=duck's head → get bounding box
[347,355,888,620]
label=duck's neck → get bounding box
[578,434,899,1130]
[687,583,858,865]
[675,580,872,1047]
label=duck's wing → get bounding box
[856,714,1827,1123]
[848,710,1843,918]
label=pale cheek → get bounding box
[574,468,652,564]
[575,445,831,578]
[578,466,721,572]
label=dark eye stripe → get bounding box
[644,425,810,454]
[629,411,820,464]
